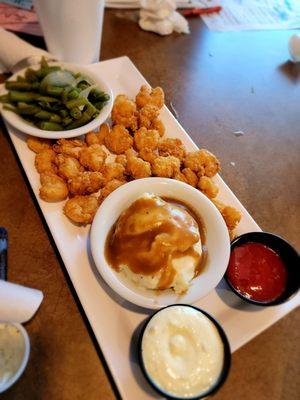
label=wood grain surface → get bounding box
[0,10,299,400]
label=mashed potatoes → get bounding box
[106,193,205,294]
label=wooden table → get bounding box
[1,10,299,400]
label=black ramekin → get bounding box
[225,232,300,306]
[138,304,231,400]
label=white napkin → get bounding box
[0,281,43,324]
[139,0,190,35]
[0,28,55,74]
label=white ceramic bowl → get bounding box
[0,322,30,393]
[0,62,113,139]
[90,178,230,309]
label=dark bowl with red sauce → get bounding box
[225,232,300,306]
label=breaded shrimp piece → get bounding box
[139,104,160,129]
[151,118,165,137]
[184,149,220,177]
[27,136,52,153]
[139,147,158,163]
[68,171,105,196]
[212,200,242,230]
[79,144,107,171]
[115,154,127,168]
[152,156,180,178]
[111,94,138,131]
[198,176,219,199]
[53,139,86,159]
[55,154,84,180]
[104,125,133,154]
[134,127,160,151]
[158,138,186,161]
[102,162,125,183]
[64,195,99,224]
[85,123,110,146]
[182,168,198,187]
[173,171,188,184]
[126,156,152,179]
[136,85,165,109]
[35,149,57,174]
[101,179,125,199]
[39,173,68,202]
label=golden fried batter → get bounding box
[55,154,83,180]
[151,118,165,137]
[151,156,180,178]
[158,138,186,161]
[85,123,110,146]
[115,154,127,168]
[212,200,242,230]
[27,136,52,153]
[53,139,86,159]
[102,162,125,183]
[35,149,57,174]
[68,171,105,196]
[136,85,165,109]
[111,94,138,131]
[101,179,125,199]
[126,155,152,179]
[139,147,158,163]
[198,176,219,199]
[139,104,160,129]
[39,172,68,202]
[79,144,107,171]
[104,125,133,155]
[182,168,198,187]
[64,195,99,224]
[184,149,220,177]
[134,127,160,151]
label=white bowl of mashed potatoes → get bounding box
[90,178,230,309]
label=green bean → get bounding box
[70,107,82,119]
[3,104,18,112]
[44,85,64,97]
[77,82,89,90]
[67,88,79,100]
[59,109,69,118]
[40,56,49,70]
[36,66,61,79]
[90,89,110,102]
[36,95,59,103]
[65,97,88,109]
[9,91,39,102]
[35,110,62,123]
[61,87,72,103]
[17,75,26,82]
[5,81,40,91]
[39,121,63,131]
[17,103,41,115]
[0,94,10,103]
[25,68,39,82]
[66,110,92,129]
[95,101,105,111]
[62,116,73,126]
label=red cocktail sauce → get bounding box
[226,242,287,302]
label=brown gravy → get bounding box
[105,195,207,290]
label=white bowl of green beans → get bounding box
[0,58,113,139]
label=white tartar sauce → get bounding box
[0,323,25,388]
[141,306,224,398]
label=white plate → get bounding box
[90,178,230,309]
[4,56,300,400]
[0,63,113,139]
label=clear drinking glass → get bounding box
[33,0,105,64]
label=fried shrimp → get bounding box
[27,136,52,153]
[102,162,125,183]
[134,127,160,151]
[64,195,99,224]
[135,85,165,109]
[184,149,220,177]
[111,94,138,131]
[212,200,242,230]
[198,176,219,199]
[79,144,107,171]
[151,156,180,178]
[35,149,57,174]
[39,172,68,202]
[104,125,133,154]
[158,138,186,161]
[53,139,86,159]
[101,179,125,199]
[150,118,165,137]
[68,171,105,195]
[139,104,160,129]
[115,154,127,168]
[55,154,84,180]
[126,154,152,179]
[85,123,110,146]
[182,168,198,187]
[139,147,158,163]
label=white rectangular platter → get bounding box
[4,56,300,400]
